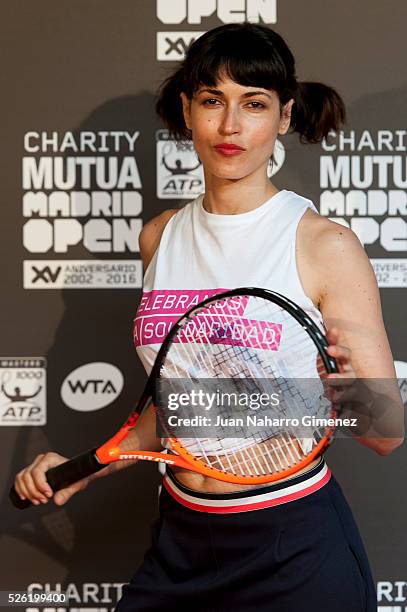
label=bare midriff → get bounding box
[169,456,321,494]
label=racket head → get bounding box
[152,287,339,484]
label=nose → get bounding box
[218,105,241,136]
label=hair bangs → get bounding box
[184,29,288,98]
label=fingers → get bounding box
[53,479,88,506]
[14,452,68,506]
[327,343,351,361]
[15,454,47,505]
[31,454,55,497]
[326,328,355,375]
[327,345,353,371]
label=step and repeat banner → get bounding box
[1,1,406,610]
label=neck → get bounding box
[202,167,279,215]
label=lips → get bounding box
[214,143,245,151]
[214,143,245,156]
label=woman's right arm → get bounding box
[14,208,178,507]
[14,402,162,506]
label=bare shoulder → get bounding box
[300,208,366,262]
[297,208,376,308]
[139,209,178,269]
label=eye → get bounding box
[202,98,220,106]
[247,101,266,109]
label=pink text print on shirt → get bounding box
[133,289,282,351]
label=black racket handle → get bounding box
[9,448,107,510]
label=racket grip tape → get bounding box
[9,448,107,510]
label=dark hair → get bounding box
[155,23,346,145]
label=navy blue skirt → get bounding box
[115,460,376,611]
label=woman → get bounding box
[14,23,403,612]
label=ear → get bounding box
[278,98,295,135]
[180,92,192,130]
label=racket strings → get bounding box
[202,434,318,477]
[163,307,315,380]
[158,295,333,477]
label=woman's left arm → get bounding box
[314,222,405,455]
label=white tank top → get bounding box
[134,189,326,456]
[134,188,324,373]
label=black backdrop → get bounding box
[1,2,406,610]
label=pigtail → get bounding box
[290,81,347,144]
[155,67,191,141]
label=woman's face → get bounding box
[181,74,294,181]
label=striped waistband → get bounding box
[162,459,331,514]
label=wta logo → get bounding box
[61,363,124,412]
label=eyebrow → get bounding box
[196,87,272,100]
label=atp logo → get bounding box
[0,358,47,426]
[156,130,204,199]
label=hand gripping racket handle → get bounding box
[9,448,107,510]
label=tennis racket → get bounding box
[10,287,339,509]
